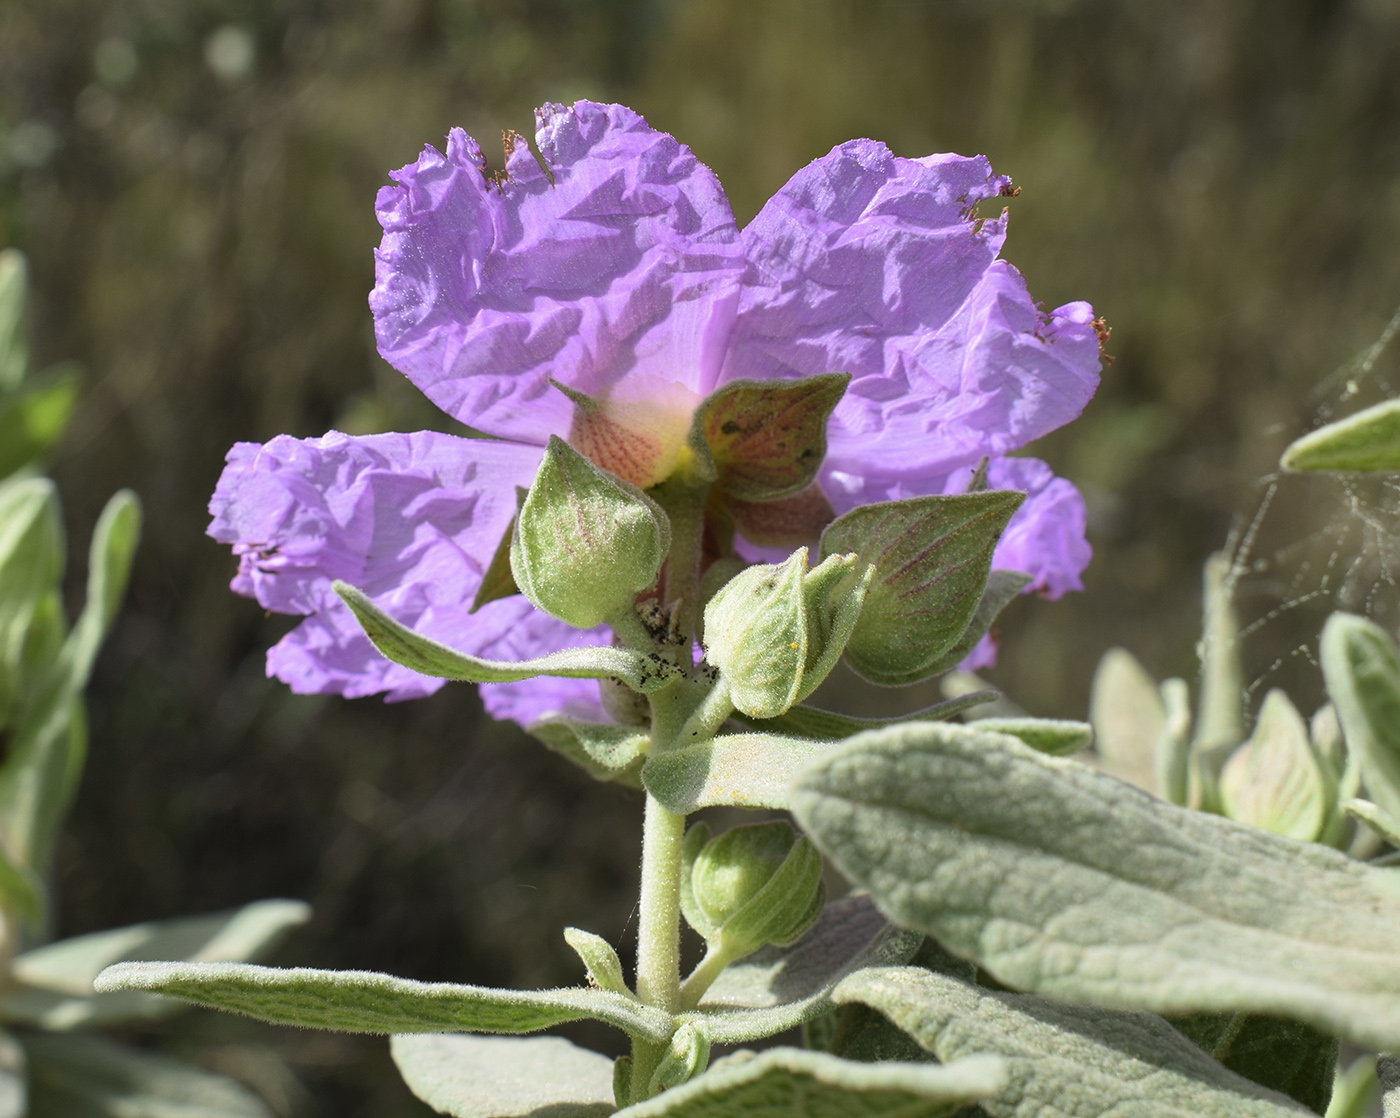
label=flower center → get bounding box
[557,378,701,490]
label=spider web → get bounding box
[1214,304,1400,711]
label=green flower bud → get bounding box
[689,821,825,956]
[648,1022,710,1095]
[702,548,868,718]
[511,436,671,630]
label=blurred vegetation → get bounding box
[1,0,1398,1112]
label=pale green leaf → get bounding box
[834,966,1310,1117]
[643,732,833,813]
[4,898,311,1029]
[1219,689,1332,842]
[686,894,922,1044]
[527,720,648,786]
[0,1031,25,1118]
[564,928,631,998]
[390,1034,615,1118]
[0,364,80,480]
[1325,1055,1378,1118]
[1195,552,1245,807]
[789,720,1400,1051]
[1321,612,1400,825]
[0,844,41,921]
[614,1048,1004,1118]
[1158,677,1194,806]
[819,491,1024,686]
[335,581,679,692]
[1281,398,1400,472]
[735,692,996,740]
[940,671,1027,720]
[0,476,63,728]
[93,961,673,1042]
[1344,798,1400,846]
[971,717,1093,756]
[22,1032,271,1118]
[1090,646,1164,792]
[0,249,28,392]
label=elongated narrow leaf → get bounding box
[643,732,833,813]
[94,961,673,1042]
[1171,1012,1337,1114]
[0,1031,24,1118]
[1090,646,1164,792]
[391,1034,615,1118]
[22,1032,271,1118]
[834,967,1309,1117]
[1281,399,1400,472]
[0,249,28,392]
[686,894,922,1044]
[528,719,648,785]
[4,898,310,1029]
[735,692,996,740]
[0,364,80,480]
[819,492,1024,686]
[335,581,679,692]
[1321,612,1400,825]
[1345,798,1400,846]
[790,721,1400,1051]
[0,845,40,921]
[972,717,1093,756]
[1327,1056,1379,1118]
[616,1048,1003,1118]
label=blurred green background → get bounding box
[2,0,1399,1111]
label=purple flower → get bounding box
[210,101,1102,727]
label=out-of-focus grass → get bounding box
[1,0,1398,1112]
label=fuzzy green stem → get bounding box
[678,939,739,1010]
[629,792,686,1100]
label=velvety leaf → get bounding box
[4,898,311,1029]
[615,1047,1003,1118]
[698,374,849,501]
[0,477,63,726]
[1158,677,1194,806]
[0,364,80,480]
[22,1032,271,1118]
[1281,399,1400,472]
[1170,1012,1337,1114]
[643,732,834,813]
[819,492,1023,686]
[789,720,1400,1051]
[564,928,631,997]
[335,581,680,692]
[527,720,648,786]
[1321,612,1400,825]
[0,488,139,873]
[686,894,922,1044]
[94,961,673,1042]
[971,717,1093,756]
[834,966,1310,1117]
[1090,646,1164,792]
[1219,689,1332,842]
[735,691,996,740]
[390,1034,615,1118]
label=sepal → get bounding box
[511,435,670,630]
[648,1020,710,1095]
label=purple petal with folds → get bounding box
[371,102,744,443]
[724,136,1099,478]
[820,454,1090,600]
[208,430,546,700]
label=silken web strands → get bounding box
[95,100,1400,1117]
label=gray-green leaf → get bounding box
[335,581,679,692]
[22,1032,271,1118]
[1321,612,1400,825]
[971,717,1093,756]
[789,720,1400,1051]
[4,898,310,1029]
[390,1034,615,1118]
[819,491,1023,686]
[1090,646,1164,793]
[93,961,672,1042]
[614,1048,1004,1118]
[734,692,997,740]
[643,732,833,813]
[686,894,922,1044]
[1281,398,1400,472]
[527,720,648,786]
[834,966,1310,1116]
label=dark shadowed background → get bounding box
[2,0,1399,1112]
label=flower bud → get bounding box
[648,1022,710,1095]
[511,436,671,630]
[689,821,824,956]
[702,548,867,718]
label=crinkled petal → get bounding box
[371,101,744,443]
[208,430,547,700]
[819,454,1090,599]
[724,137,1099,478]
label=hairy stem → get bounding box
[630,793,686,1100]
[678,939,739,1010]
